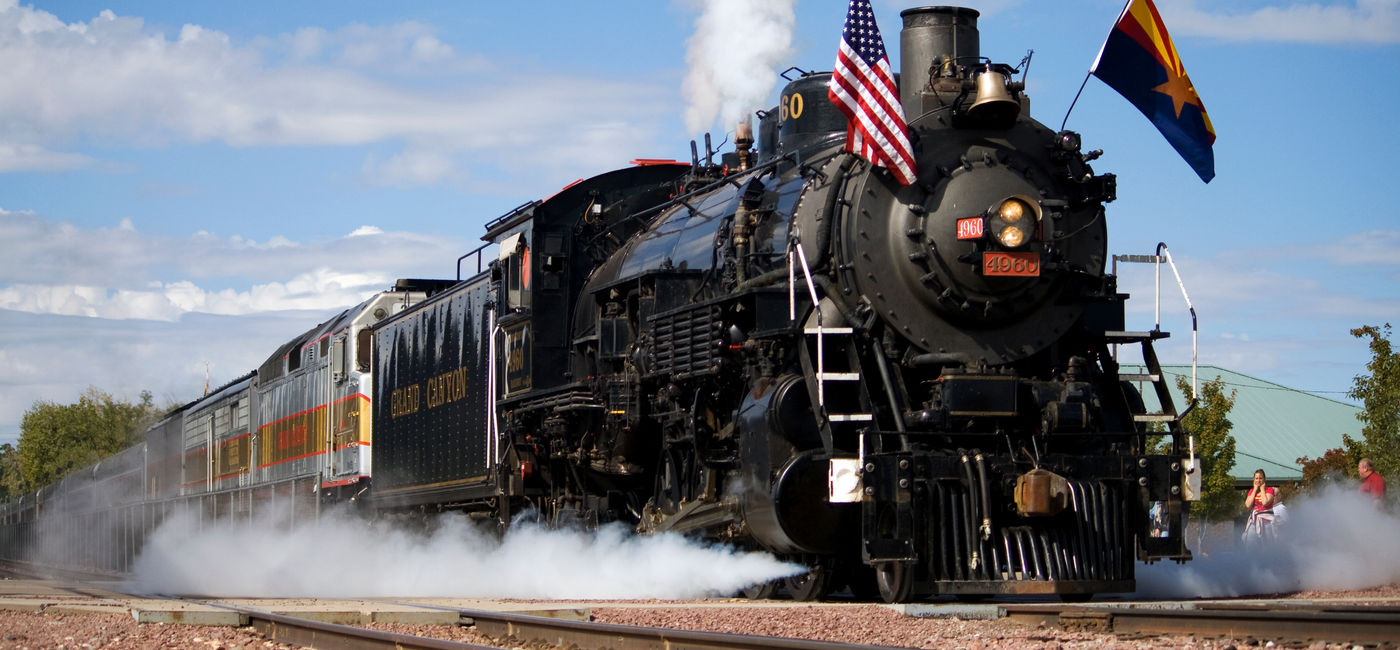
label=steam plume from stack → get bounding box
[682,0,797,136]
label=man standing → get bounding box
[1359,458,1387,502]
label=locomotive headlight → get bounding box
[998,225,1027,248]
[998,198,1026,222]
[987,196,1041,249]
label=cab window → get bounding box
[507,242,531,309]
[356,328,372,372]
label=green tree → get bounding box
[1296,446,1353,492]
[14,387,160,492]
[1345,324,1399,476]
[0,443,21,500]
[1296,324,1398,501]
[1158,375,1239,555]
[1178,375,1239,525]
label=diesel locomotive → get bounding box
[1,6,1198,602]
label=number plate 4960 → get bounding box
[983,252,1040,277]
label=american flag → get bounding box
[827,0,916,185]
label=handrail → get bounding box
[1112,243,1199,469]
[787,233,826,408]
[456,243,491,281]
[1154,242,1198,399]
[1111,243,1198,399]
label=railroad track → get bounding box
[221,598,1400,649]
[1001,601,1400,646]
[2,562,893,649]
[5,563,1398,648]
[198,600,902,650]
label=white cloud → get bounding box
[1112,233,1397,396]
[1165,0,1400,44]
[0,3,672,183]
[1117,240,1398,328]
[362,148,457,188]
[1312,229,1400,266]
[0,209,467,444]
[0,347,38,385]
[0,269,392,321]
[410,34,453,63]
[0,307,329,446]
[331,22,449,68]
[286,26,327,59]
[0,210,464,289]
[0,142,93,172]
[225,233,299,250]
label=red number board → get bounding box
[983,251,1040,277]
[956,217,983,240]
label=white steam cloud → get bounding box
[1134,486,1400,598]
[682,0,797,136]
[126,508,804,598]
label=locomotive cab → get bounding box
[487,213,536,399]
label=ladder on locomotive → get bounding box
[787,238,873,430]
[1110,243,1199,457]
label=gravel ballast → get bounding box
[2,584,1397,650]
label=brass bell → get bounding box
[967,69,1020,127]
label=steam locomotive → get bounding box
[369,6,1198,601]
[1,6,1197,602]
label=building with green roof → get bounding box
[1124,364,1361,484]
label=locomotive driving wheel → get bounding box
[784,556,834,601]
[875,561,914,603]
[741,580,780,599]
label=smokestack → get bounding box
[735,119,753,171]
[899,6,981,120]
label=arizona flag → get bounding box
[828,0,916,185]
[1091,0,1216,183]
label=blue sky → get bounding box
[1,0,1397,446]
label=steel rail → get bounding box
[0,565,895,650]
[433,605,901,650]
[126,598,495,650]
[199,599,902,650]
[1001,602,1400,646]
[0,572,495,650]
[228,607,497,650]
[19,564,1396,649]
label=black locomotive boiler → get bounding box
[369,6,1197,602]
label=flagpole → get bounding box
[1065,0,1130,134]
[1060,70,1093,133]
